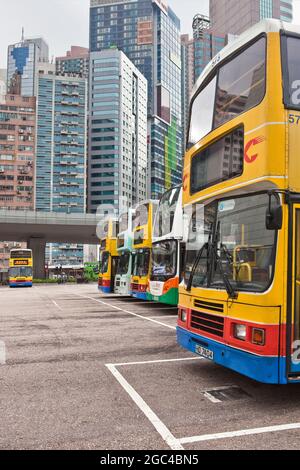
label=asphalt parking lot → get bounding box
[1,284,300,450]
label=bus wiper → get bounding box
[212,222,237,300]
[186,242,209,292]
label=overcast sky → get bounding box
[0,0,300,68]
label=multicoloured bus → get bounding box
[131,200,158,300]
[98,219,119,294]
[115,209,134,296]
[149,186,188,306]
[178,19,300,384]
[9,249,33,287]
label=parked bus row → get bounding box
[98,19,300,385]
[98,187,188,306]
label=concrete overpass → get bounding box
[0,210,101,278]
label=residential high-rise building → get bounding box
[35,74,87,266]
[0,94,36,210]
[0,94,36,275]
[88,49,148,214]
[7,36,49,96]
[210,0,293,36]
[56,46,89,79]
[90,0,182,200]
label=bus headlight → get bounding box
[180,309,187,323]
[234,324,247,341]
[252,328,265,346]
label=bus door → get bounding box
[288,204,300,377]
[111,257,119,292]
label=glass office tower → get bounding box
[210,0,293,36]
[89,49,148,215]
[89,0,182,200]
[7,37,49,97]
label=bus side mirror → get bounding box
[266,193,283,230]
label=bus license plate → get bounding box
[195,345,214,361]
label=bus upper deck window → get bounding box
[214,37,266,128]
[188,76,217,147]
[283,35,300,108]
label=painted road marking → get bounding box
[179,423,300,445]
[112,357,204,367]
[52,300,63,311]
[106,363,183,450]
[71,293,176,331]
[106,356,203,450]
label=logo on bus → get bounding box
[14,260,29,266]
[183,174,188,192]
[244,136,266,164]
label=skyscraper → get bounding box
[181,34,194,148]
[210,0,293,36]
[181,16,225,148]
[88,49,148,215]
[0,94,36,211]
[56,46,90,79]
[89,0,182,200]
[7,36,49,96]
[35,74,87,266]
[0,94,36,275]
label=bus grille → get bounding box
[191,310,224,338]
[194,299,224,313]
[115,280,120,287]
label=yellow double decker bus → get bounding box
[98,218,119,294]
[131,200,158,300]
[9,249,33,288]
[178,20,300,384]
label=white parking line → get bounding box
[179,423,300,445]
[112,357,204,367]
[72,293,176,330]
[107,364,183,450]
[106,364,184,450]
[106,357,203,450]
[52,300,63,311]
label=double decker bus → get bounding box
[149,186,188,305]
[131,200,158,300]
[9,249,33,287]
[114,209,135,296]
[178,20,300,384]
[98,218,119,294]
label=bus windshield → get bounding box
[151,241,177,281]
[9,267,33,277]
[101,252,110,274]
[10,250,32,259]
[117,252,130,275]
[154,187,181,238]
[185,193,276,293]
[133,249,150,277]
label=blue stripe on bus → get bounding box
[9,282,32,287]
[177,326,293,385]
[131,292,148,301]
[98,286,111,294]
